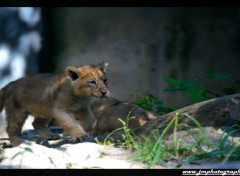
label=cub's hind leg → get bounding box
[5,108,28,147]
[32,117,60,140]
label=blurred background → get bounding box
[0,7,239,107]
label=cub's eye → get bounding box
[88,80,96,85]
[103,79,108,84]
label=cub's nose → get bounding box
[100,90,108,97]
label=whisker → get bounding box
[89,97,96,104]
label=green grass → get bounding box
[100,71,240,168]
[98,110,138,149]
[99,112,240,168]
[130,113,212,167]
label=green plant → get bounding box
[99,111,240,168]
[164,71,240,103]
[106,71,240,168]
[96,110,138,150]
[134,93,175,115]
[133,71,239,115]
[131,113,211,167]
[182,126,240,167]
[164,76,209,103]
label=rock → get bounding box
[0,141,163,169]
[1,125,240,169]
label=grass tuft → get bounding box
[100,112,240,168]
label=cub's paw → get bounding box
[76,133,94,143]
[9,137,24,147]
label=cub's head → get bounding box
[65,61,110,98]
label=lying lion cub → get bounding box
[73,96,157,135]
[0,62,109,146]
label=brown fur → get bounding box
[74,97,157,134]
[0,62,109,146]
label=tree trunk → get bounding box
[134,93,240,136]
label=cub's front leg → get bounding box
[52,108,91,142]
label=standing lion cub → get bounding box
[0,61,109,146]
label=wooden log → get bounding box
[134,93,240,136]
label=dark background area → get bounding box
[40,7,240,106]
[1,7,240,107]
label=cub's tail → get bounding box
[0,89,6,134]
[0,89,4,112]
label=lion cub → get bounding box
[0,62,109,146]
[93,97,157,134]
[74,97,157,135]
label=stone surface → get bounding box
[0,142,163,169]
[1,112,240,169]
[0,115,162,169]
[1,125,240,169]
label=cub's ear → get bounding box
[65,66,80,81]
[96,61,109,73]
